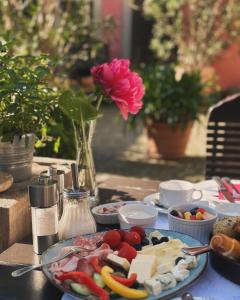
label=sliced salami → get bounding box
[73,232,104,249]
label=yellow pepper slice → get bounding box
[101,266,148,299]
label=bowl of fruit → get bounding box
[168,204,218,243]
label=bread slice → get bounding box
[213,216,240,238]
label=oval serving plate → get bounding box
[42,229,208,300]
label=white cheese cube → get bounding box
[154,273,177,290]
[184,255,198,269]
[144,278,162,296]
[172,265,190,281]
[106,254,130,271]
[128,255,156,284]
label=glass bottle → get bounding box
[58,188,96,240]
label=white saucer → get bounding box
[143,193,169,214]
[143,190,219,215]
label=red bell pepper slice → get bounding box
[89,256,101,273]
[111,273,137,287]
[56,271,109,300]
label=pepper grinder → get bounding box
[43,167,65,219]
[29,175,59,254]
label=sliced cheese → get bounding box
[157,262,173,274]
[139,239,187,273]
[128,255,156,284]
[106,254,130,271]
[135,253,156,261]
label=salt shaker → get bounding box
[29,175,59,254]
[58,163,96,239]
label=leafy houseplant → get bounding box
[0,42,58,182]
[137,64,204,159]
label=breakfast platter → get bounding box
[41,228,208,300]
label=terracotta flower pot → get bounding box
[144,119,193,159]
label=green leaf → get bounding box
[54,136,61,153]
[59,91,99,123]
[35,66,50,78]
[41,127,47,138]
[35,139,44,148]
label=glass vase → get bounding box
[73,120,99,207]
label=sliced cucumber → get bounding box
[93,273,105,288]
[70,282,91,296]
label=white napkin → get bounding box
[193,179,219,192]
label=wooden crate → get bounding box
[0,158,72,253]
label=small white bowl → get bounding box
[92,201,141,224]
[215,203,240,219]
[118,204,158,229]
[168,203,218,244]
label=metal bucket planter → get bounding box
[0,133,35,183]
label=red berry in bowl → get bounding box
[103,230,121,249]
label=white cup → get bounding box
[159,180,203,208]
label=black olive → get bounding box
[141,238,150,246]
[159,236,169,243]
[151,237,160,245]
[175,257,185,265]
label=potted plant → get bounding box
[137,64,204,159]
[0,42,58,182]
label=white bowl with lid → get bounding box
[118,203,158,229]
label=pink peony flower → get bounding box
[91,58,145,120]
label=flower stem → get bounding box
[79,112,95,192]
[96,94,104,111]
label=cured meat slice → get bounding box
[76,258,95,277]
[73,232,104,249]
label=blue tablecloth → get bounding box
[62,215,240,300]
